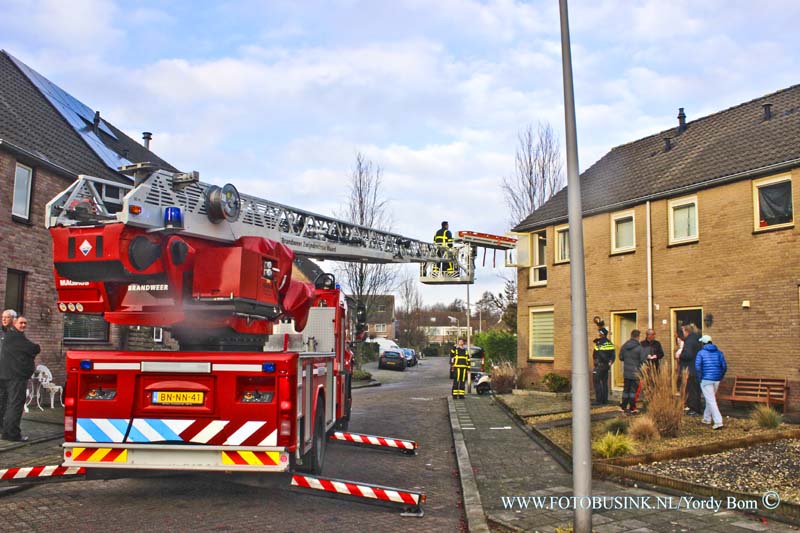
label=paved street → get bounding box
[0,357,464,532]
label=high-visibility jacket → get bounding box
[450,346,470,369]
[434,228,453,247]
[593,339,616,369]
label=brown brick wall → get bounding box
[518,168,800,411]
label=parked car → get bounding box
[449,346,485,380]
[378,350,406,371]
[401,348,418,367]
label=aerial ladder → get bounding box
[3,166,514,516]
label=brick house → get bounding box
[513,85,800,412]
[366,295,396,340]
[1,51,320,383]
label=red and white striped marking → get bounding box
[329,431,417,451]
[291,474,424,508]
[0,465,85,482]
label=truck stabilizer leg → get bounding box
[290,473,425,517]
[328,431,418,455]
[0,465,86,485]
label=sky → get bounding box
[2,0,799,306]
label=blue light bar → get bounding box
[80,360,93,370]
[164,206,183,229]
[262,362,276,373]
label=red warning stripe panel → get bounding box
[0,465,86,481]
[329,431,417,450]
[290,474,424,507]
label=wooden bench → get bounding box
[718,376,789,413]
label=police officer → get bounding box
[450,338,469,399]
[434,221,454,275]
[592,327,616,405]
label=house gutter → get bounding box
[646,201,653,329]
[516,157,800,232]
[0,138,78,179]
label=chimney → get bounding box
[664,137,672,152]
[762,103,772,121]
[92,111,101,134]
[142,131,152,150]
[677,108,687,133]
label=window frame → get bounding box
[12,162,33,222]
[528,231,548,287]
[153,326,164,343]
[668,195,699,245]
[374,323,387,333]
[528,306,555,361]
[4,269,27,314]
[610,209,636,254]
[753,174,794,232]
[554,224,570,264]
[62,314,110,343]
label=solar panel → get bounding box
[8,53,133,170]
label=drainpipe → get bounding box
[646,201,653,329]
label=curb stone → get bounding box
[447,396,490,533]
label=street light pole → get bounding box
[559,0,592,531]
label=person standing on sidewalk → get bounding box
[450,338,469,399]
[619,330,645,414]
[679,323,703,415]
[0,316,40,442]
[592,327,615,405]
[695,335,727,430]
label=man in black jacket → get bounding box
[679,324,703,415]
[0,316,40,441]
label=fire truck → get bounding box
[32,166,514,509]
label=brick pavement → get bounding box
[458,394,795,533]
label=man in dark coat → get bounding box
[619,330,645,413]
[640,328,665,369]
[679,324,703,415]
[0,316,40,441]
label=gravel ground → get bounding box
[632,438,800,504]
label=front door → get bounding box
[611,312,637,390]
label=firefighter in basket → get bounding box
[450,338,470,399]
[433,221,455,275]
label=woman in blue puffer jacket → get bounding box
[695,335,728,429]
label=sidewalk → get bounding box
[453,394,790,533]
[0,407,63,463]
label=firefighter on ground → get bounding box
[434,221,454,275]
[451,338,470,399]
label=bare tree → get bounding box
[396,274,426,349]
[502,122,565,226]
[336,153,398,320]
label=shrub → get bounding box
[750,405,783,429]
[629,415,661,442]
[592,432,635,458]
[640,364,686,438]
[490,361,517,394]
[604,417,629,435]
[352,369,372,381]
[472,330,517,367]
[542,372,570,393]
[422,344,441,357]
[354,342,379,369]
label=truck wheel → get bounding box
[297,400,326,474]
[333,375,351,432]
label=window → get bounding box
[554,225,569,263]
[63,314,109,342]
[378,305,386,312]
[529,307,554,360]
[611,210,635,253]
[374,323,387,333]
[4,269,26,314]
[668,196,698,244]
[754,175,793,230]
[529,231,547,285]
[153,327,163,343]
[12,163,33,220]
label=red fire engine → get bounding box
[33,166,514,511]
